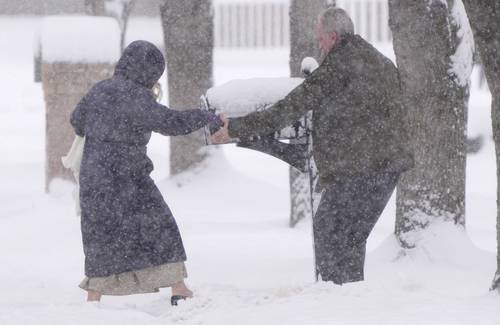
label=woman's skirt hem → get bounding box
[79,262,187,296]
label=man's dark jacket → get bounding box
[228,34,413,185]
[71,41,216,277]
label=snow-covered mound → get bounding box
[206,77,303,117]
[372,221,492,266]
[39,16,121,63]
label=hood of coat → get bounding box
[114,40,165,89]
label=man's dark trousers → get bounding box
[313,170,400,284]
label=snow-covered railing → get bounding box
[336,0,392,43]
[213,0,290,48]
[213,0,392,48]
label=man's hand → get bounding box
[211,114,231,144]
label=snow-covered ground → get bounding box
[0,17,499,325]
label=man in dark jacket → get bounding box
[212,8,413,284]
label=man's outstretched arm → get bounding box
[226,63,346,140]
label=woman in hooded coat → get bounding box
[71,40,223,304]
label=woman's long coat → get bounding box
[71,41,215,278]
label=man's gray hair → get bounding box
[319,7,355,36]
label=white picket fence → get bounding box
[336,0,391,43]
[213,0,391,48]
[214,1,290,48]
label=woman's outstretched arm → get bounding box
[133,92,222,136]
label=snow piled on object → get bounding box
[373,221,490,267]
[449,0,475,87]
[40,16,120,63]
[206,78,303,116]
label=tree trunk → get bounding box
[119,1,134,52]
[288,0,330,227]
[462,0,500,291]
[389,0,472,248]
[160,1,214,176]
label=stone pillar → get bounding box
[39,16,120,191]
